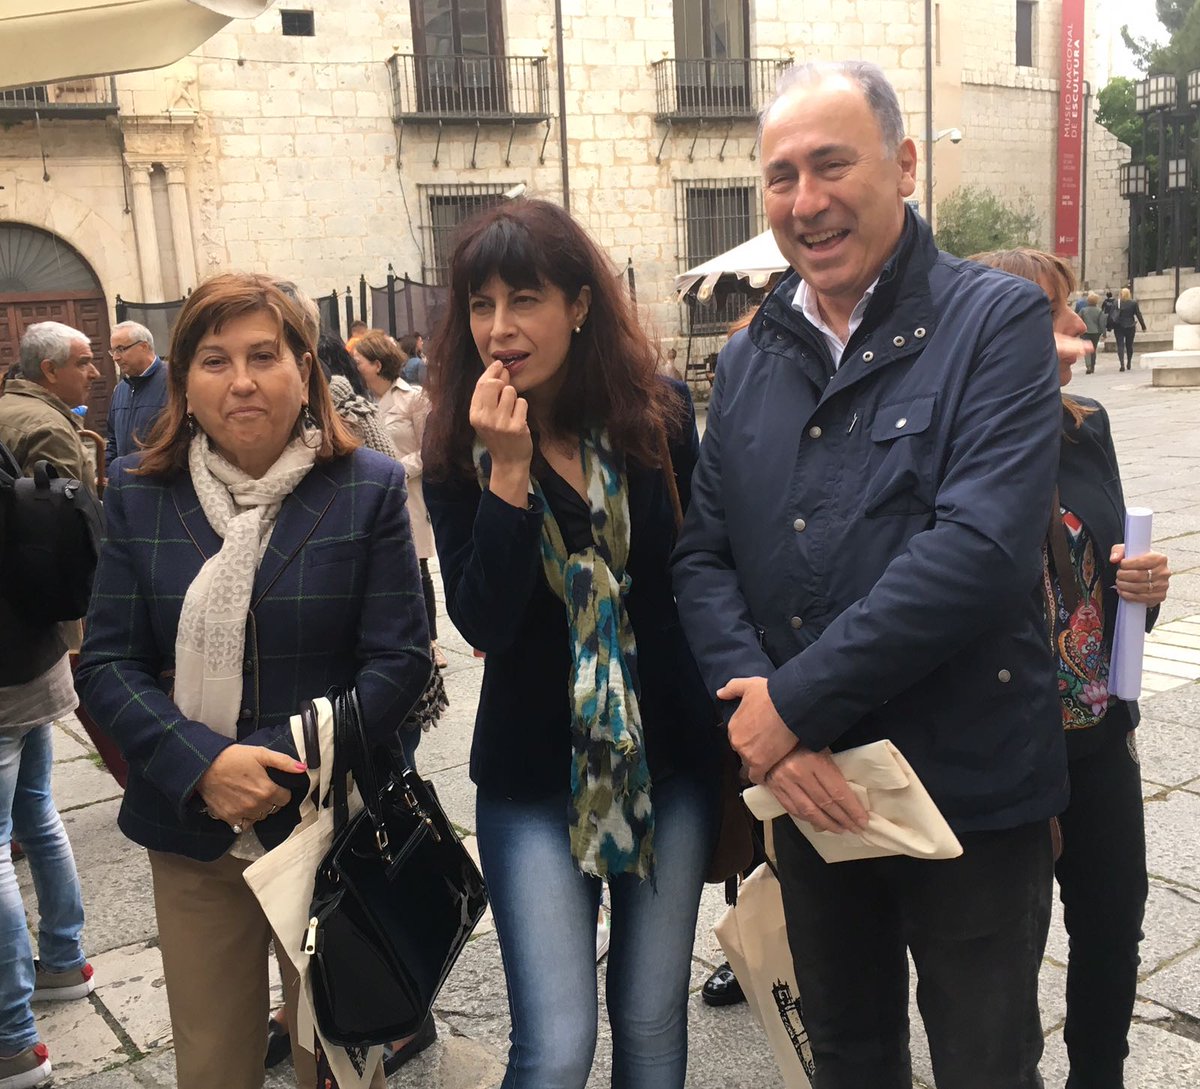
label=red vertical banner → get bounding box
[1055,0,1086,257]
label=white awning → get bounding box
[674,230,789,301]
[0,1,274,89]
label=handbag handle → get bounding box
[329,688,392,842]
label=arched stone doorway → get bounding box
[0,223,115,435]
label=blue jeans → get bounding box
[476,770,717,1089]
[0,724,86,1053]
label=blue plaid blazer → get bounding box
[77,448,431,861]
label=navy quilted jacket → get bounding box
[673,210,1070,834]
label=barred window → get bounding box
[1015,1,1035,67]
[280,10,315,36]
[676,178,763,334]
[419,184,510,285]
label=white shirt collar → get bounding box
[791,277,880,367]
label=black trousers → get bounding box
[1058,715,1147,1089]
[419,557,438,641]
[775,817,1053,1089]
[1113,326,1136,366]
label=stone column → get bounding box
[126,161,164,302]
[163,162,198,295]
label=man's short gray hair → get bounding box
[274,280,321,346]
[761,60,906,154]
[112,320,155,354]
[18,321,90,381]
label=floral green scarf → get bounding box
[475,431,654,879]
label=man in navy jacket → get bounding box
[673,62,1066,1088]
[105,322,167,469]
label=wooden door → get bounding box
[0,291,114,436]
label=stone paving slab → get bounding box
[1136,715,1200,788]
[1138,945,1200,1018]
[88,943,172,1054]
[32,996,125,1083]
[1136,881,1200,979]
[51,758,123,814]
[1145,791,1200,893]
[53,720,96,762]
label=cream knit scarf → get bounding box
[174,432,318,741]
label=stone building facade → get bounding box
[0,0,1130,416]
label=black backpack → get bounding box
[0,439,104,624]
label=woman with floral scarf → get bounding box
[973,249,1172,1089]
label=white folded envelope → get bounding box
[743,740,963,863]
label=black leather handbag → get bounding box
[303,688,488,1047]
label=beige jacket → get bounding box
[378,377,433,559]
[0,377,94,490]
[0,377,94,653]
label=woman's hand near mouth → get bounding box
[470,360,533,508]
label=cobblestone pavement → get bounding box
[23,359,1200,1088]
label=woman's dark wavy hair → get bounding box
[424,198,684,479]
[318,332,368,397]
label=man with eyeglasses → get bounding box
[105,322,166,470]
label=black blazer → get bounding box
[1113,299,1146,331]
[424,384,721,801]
[1057,398,1155,750]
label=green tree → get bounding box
[1122,0,1200,79]
[1157,0,1193,33]
[933,186,1040,258]
[1096,77,1141,150]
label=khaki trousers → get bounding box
[148,849,385,1089]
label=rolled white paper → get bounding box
[1109,507,1154,701]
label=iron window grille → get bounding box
[676,178,764,335]
[419,184,512,285]
[0,78,118,118]
[280,10,315,36]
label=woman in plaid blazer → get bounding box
[77,275,431,1089]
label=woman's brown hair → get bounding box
[353,330,407,382]
[423,198,685,479]
[135,273,358,477]
[968,248,1097,431]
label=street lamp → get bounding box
[1135,75,1180,273]
[1120,162,1151,281]
[1119,162,1149,198]
[1142,74,1177,112]
[1187,68,1200,107]
[1168,157,1192,300]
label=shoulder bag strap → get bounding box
[656,428,683,534]
[1046,487,1082,616]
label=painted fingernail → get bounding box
[295,761,308,771]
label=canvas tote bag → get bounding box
[713,822,815,1089]
[243,697,386,1089]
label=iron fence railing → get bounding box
[388,53,550,122]
[0,78,118,118]
[652,57,790,121]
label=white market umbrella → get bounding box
[0,1,275,90]
[674,230,788,302]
